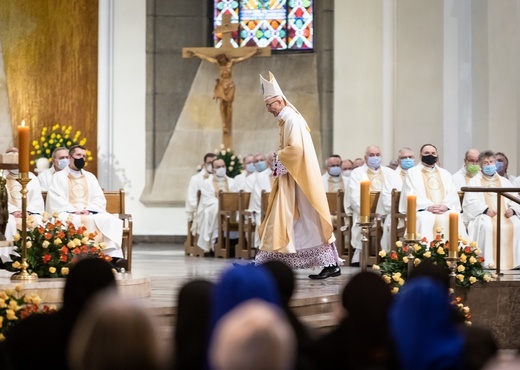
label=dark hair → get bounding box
[495,152,508,165]
[52,147,69,159]
[478,150,495,163]
[204,153,217,163]
[420,143,437,153]
[69,145,86,156]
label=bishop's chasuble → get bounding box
[257,106,341,269]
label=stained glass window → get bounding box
[213,0,313,51]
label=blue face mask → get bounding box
[245,163,255,173]
[328,166,341,177]
[483,164,497,176]
[57,158,69,170]
[367,156,382,169]
[495,161,504,172]
[255,161,267,172]
[400,158,414,170]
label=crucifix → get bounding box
[183,13,271,148]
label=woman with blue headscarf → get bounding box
[389,277,464,370]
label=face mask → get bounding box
[73,157,85,170]
[215,167,226,177]
[482,164,497,177]
[400,158,414,170]
[245,163,255,173]
[421,154,437,166]
[9,169,19,176]
[255,161,267,172]
[342,170,352,177]
[206,164,213,174]
[57,158,69,170]
[495,161,504,172]
[367,156,382,169]
[466,164,480,175]
[328,166,341,177]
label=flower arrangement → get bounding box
[374,231,493,293]
[452,296,472,325]
[10,213,112,278]
[0,285,56,340]
[30,124,93,166]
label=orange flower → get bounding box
[44,233,53,240]
[464,246,472,254]
[421,237,427,242]
[57,231,66,239]
[38,226,45,234]
[42,254,51,263]
[477,256,484,263]
[90,246,98,254]
[60,246,68,254]
[56,219,63,227]
[104,255,113,262]
[47,223,55,231]
[89,231,98,239]
[73,247,81,255]
[391,252,398,260]
[80,245,89,253]
[77,226,87,234]
[435,234,441,240]
[60,254,68,263]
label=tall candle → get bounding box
[449,212,459,253]
[18,120,30,173]
[360,179,370,220]
[406,193,417,239]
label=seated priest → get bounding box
[47,145,124,261]
[196,158,237,254]
[2,148,45,265]
[462,150,520,269]
[399,143,467,243]
[38,146,70,191]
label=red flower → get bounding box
[47,223,55,231]
[464,246,472,254]
[56,219,63,227]
[391,252,398,260]
[44,233,53,240]
[60,254,68,263]
[477,256,484,263]
[421,237,428,242]
[80,245,89,253]
[57,231,66,239]
[77,226,87,234]
[402,246,408,253]
[73,247,81,255]
[38,226,45,234]
[90,246,98,254]
[42,254,52,263]
[89,231,98,239]
[60,246,68,255]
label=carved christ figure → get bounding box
[187,48,259,136]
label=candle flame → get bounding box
[21,120,26,126]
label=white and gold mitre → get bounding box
[259,71,283,101]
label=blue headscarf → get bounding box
[389,277,464,370]
[210,265,280,330]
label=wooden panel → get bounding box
[0,0,98,175]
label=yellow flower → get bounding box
[15,285,23,293]
[460,254,467,263]
[13,234,20,242]
[82,237,89,244]
[372,264,380,270]
[457,265,465,272]
[26,241,32,249]
[398,278,405,286]
[53,211,60,218]
[469,276,477,284]
[474,248,481,256]
[470,241,478,248]
[488,263,495,269]
[378,250,386,258]
[73,238,81,246]
[61,267,69,276]
[100,242,107,250]
[483,274,491,282]
[414,244,421,251]
[457,274,464,282]
[0,299,6,308]
[391,287,399,294]
[469,256,476,264]
[12,261,21,269]
[435,227,443,233]
[67,241,75,249]
[414,258,421,266]
[49,267,56,274]
[395,241,402,247]
[42,212,50,222]
[424,251,431,258]
[0,316,3,327]
[461,238,468,245]
[382,275,391,284]
[49,139,54,144]
[463,306,470,313]
[42,241,50,249]
[402,256,409,263]
[220,150,226,155]
[6,309,17,320]
[54,238,62,246]
[392,272,401,282]
[436,246,445,255]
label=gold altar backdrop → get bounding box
[0,0,98,175]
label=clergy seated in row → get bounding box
[233,154,256,192]
[376,147,415,251]
[496,152,516,182]
[452,148,481,191]
[1,148,45,264]
[196,159,237,253]
[47,145,124,259]
[341,159,354,179]
[185,152,217,230]
[322,154,348,193]
[248,152,274,248]
[38,147,70,191]
[399,143,467,243]
[462,150,520,270]
[347,145,395,263]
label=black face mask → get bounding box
[74,157,85,170]
[421,154,438,166]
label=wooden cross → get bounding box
[182,13,271,148]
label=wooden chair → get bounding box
[390,189,406,249]
[104,189,133,271]
[260,190,270,223]
[215,191,241,258]
[236,191,253,259]
[327,190,352,262]
[184,190,205,257]
[366,191,382,266]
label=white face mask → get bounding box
[215,167,226,178]
[57,158,69,170]
[342,170,352,177]
[9,169,19,176]
[206,164,213,174]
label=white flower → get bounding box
[372,264,380,270]
[378,250,386,258]
[219,144,225,149]
[488,263,495,269]
[414,244,421,251]
[424,251,431,258]
[395,241,402,247]
[483,274,491,282]
[437,246,445,255]
[402,256,409,263]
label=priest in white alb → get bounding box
[47,145,123,259]
[462,150,520,269]
[399,143,467,243]
[255,72,342,279]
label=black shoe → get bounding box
[204,250,214,257]
[111,258,128,271]
[350,262,360,267]
[308,265,341,279]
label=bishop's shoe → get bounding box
[308,265,341,280]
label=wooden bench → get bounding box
[390,189,406,249]
[327,190,353,263]
[367,191,382,266]
[215,190,251,259]
[184,190,205,257]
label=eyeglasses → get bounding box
[265,100,279,109]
